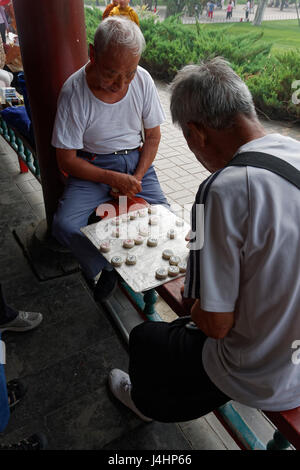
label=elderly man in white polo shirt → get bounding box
[109,57,300,423]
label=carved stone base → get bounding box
[14,219,80,281]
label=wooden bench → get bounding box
[156,277,300,450]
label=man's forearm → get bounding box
[58,152,118,186]
[134,127,160,180]
[56,148,142,197]
[191,300,234,339]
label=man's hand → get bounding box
[56,149,141,197]
[180,285,196,313]
[110,173,142,199]
[191,300,234,339]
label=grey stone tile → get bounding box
[103,422,192,450]
[0,252,33,283]
[23,190,44,206]
[0,199,38,228]
[0,185,24,205]
[4,283,114,376]
[6,336,129,428]
[179,417,229,450]
[44,385,142,449]
[0,417,49,447]
[16,180,37,194]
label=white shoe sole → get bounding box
[0,315,43,333]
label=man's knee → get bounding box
[129,322,150,347]
[52,212,80,245]
[129,321,169,355]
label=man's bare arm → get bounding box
[134,126,161,182]
[56,148,142,198]
[191,299,234,339]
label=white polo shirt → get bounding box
[51,65,165,154]
[185,133,300,411]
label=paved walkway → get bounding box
[155,80,300,218]
[175,4,299,23]
[96,3,300,23]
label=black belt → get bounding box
[113,147,140,155]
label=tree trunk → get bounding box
[252,0,268,25]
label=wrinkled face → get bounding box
[93,45,140,94]
[183,124,218,173]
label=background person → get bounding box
[226,1,233,19]
[0,1,8,45]
[102,0,119,20]
[0,283,46,449]
[109,0,140,26]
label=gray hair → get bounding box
[170,57,256,130]
[94,16,145,57]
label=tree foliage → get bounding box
[84,7,300,121]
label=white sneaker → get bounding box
[108,369,153,423]
[0,311,43,333]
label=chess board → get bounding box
[81,205,190,293]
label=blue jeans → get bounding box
[52,150,169,279]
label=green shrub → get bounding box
[85,6,102,45]
[84,8,300,121]
[246,51,300,120]
[140,17,271,80]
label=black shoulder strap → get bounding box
[228,151,300,190]
[200,151,300,206]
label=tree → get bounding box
[166,0,186,17]
[252,0,268,25]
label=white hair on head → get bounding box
[170,57,256,130]
[94,16,145,57]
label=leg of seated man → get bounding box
[52,176,112,280]
[110,318,230,422]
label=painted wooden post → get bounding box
[12,0,88,228]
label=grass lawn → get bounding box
[187,20,300,53]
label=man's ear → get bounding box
[187,122,206,148]
[89,44,96,64]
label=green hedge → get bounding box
[84,8,300,121]
[85,6,102,45]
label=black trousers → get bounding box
[0,284,18,325]
[129,317,230,422]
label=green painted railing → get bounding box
[0,115,40,181]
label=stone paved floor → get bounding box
[0,80,299,450]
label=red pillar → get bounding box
[12,0,89,228]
